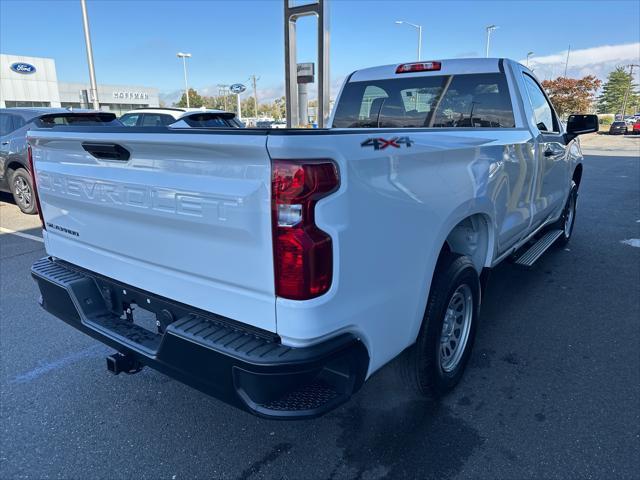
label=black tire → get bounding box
[9,168,37,215]
[401,253,480,397]
[555,181,578,247]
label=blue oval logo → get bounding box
[230,83,246,94]
[10,62,36,74]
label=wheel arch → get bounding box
[442,212,495,273]
[572,163,583,189]
[5,159,29,176]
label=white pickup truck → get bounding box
[28,58,598,419]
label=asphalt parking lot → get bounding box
[1,135,639,480]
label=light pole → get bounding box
[395,20,423,61]
[485,25,498,58]
[80,0,99,109]
[526,51,534,68]
[177,52,192,108]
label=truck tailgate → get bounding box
[29,130,276,332]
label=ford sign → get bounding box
[10,62,36,74]
[230,83,246,94]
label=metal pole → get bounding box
[236,93,242,121]
[285,0,330,127]
[485,28,491,57]
[182,57,190,108]
[298,83,308,126]
[526,51,534,68]
[318,0,330,127]
[177,53,191,108]
[250,75,259,117]
[563,45,571,78]
[395,21,423,61]
[80,0,99,110]
[485,25,497,58]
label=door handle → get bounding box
[1,141,9,146]
[82,142,130,161]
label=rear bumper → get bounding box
[31,257,368,419]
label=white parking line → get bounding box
[621,239,640,248]
[0,226,44,243]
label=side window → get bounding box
[12,115,26,131]
[522,74,558,133]
[141,114,174,126]
[120,114,140,126]
[0,114,15,136]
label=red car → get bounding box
[633,121,640,134]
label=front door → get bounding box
[521,73,569,227]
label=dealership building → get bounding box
[0,54,159,115]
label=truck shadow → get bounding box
[301,256,559,480]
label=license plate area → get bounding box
[83,279,184,356]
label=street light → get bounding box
[395,20,423,61]
[177,52,192,108]
[80,0,99,109]
[526,51,534,68]
[485,25,498,58]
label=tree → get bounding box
[541,76,601,118]
[174,88,204,108]
[597,67,640,115]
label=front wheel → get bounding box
[401,254,480,396]
[9,168,37,215]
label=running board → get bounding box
[514,229,563,267]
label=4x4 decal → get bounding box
[361,136,414,150]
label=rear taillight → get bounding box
[396,61,442,73]
[272,160,339,300]
[27,145,46,230]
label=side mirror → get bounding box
[565,114,599,142]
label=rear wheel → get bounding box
[401,254,480,396]
[9,168,37,215]
[555,181,578,247]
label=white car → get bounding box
[119,107,243,128]
[28,58,597,419]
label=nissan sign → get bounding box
[10,62,36,74]
[230,83,246,94]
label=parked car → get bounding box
[120,108,242,128]
[28,58,598,419]
[0,108,118,214]
[633,121,640,135]
[609,121,628,135]
[255,120,274,128]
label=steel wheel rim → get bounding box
[439,284,473,373]
[564,193,575,238]
[13,176,32,208]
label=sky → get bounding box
[1,0,639,105]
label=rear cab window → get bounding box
[332,72,515,128]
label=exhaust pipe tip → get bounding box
[106,352,143,375]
